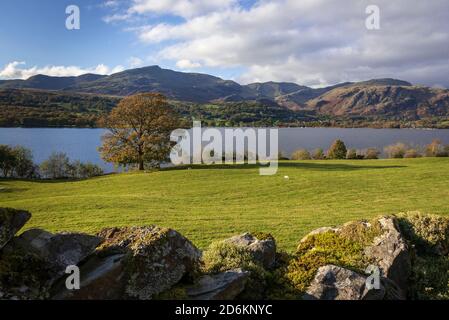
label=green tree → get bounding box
[12,146,35,178]
[327,140,347,159]
[0,145,17,177]
[40,152,71,179]
[312,148,325,160]
[70,160,104,179]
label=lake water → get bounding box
[1,127,449,172]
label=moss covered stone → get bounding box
[57,225,201,300]
[251,232,275,242]
[202,240,269,300]
[287,231,368,294]
[269,217,385,299]
[396,212,449,299]
[223,232,277,269]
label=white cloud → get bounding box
[103,0,120,8]
[129,0,236,19]
[127,56,144,68]
[111,0,449,87]
[0,61,124,80]
[103,13,132,23]
[176,59,201,69]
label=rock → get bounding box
[0,208,31,249]
[304,265,385,300]
[299,217,411,296]
[4,228,102,277]
[225,233,276,269]
[186,268,249,300]
[364,217,411,294]
[52,254,126,300]
[0,229,101,299]
[53,226,201,300]
[298,227,340,245]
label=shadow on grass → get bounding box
[161,161,407,172]
[0,174,110,185]
[0,162,406,186]
[0,181,29,193]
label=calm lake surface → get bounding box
[1,127,449,172]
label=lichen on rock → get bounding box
[1,207,448,301]
[279,216,411,300]
[55,225,202,300]
[201,233,276,300]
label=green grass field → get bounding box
[1,158,449,251]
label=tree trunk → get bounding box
[138,146,144,171]
[139,160,144,171]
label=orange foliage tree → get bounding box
[99,93,180,170]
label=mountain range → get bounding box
[1,65,449,126]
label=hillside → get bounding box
[0,74,107,91]
[0,88,316,127]
[244,82,308,99]
[1,158,449,250]
[0,89,119,127]
[0,67,419,106]
[1,66,449,127]
[305,84,449,120]
[63,66,251,103]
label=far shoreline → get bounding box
[1,126,449,130]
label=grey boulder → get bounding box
[364,217,411,294]
[187,268,249,300]
[304,265,386,300]
[0,228,101,299]
[53,226,201,300]
[0,208,31,249]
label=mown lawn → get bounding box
[1,158,449,251]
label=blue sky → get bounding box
[0,0,154,72]
[0,0,247,80]
[1,0,448,87]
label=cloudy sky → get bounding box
[0,0,448,87]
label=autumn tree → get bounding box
[425,139,447,157]
[99,93,180,170]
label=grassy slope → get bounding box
[1,158,449,251]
